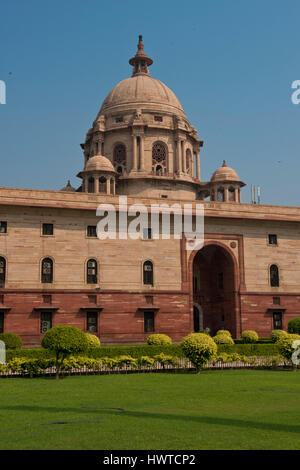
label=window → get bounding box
[144,311,155,333]
[218,272,224,290]
[0,257,6,285]
[143,261,153,286]
[99,176,107,193]
[88,177,95,193]
[268,234,277,245]
[113,144,126,172]
[0,221,7,233]
[115,116,123,123]
[41,258,53,283]
[143,228,153,240]
[87,259,98,284]
[87,312,98,333]
[270,264,279,287]
[217,188,225,202]
[110,178,114,195]
[186,149,192,173]
[152,142,166,174]
[228,187,235,201]
[0,312,4,333]
[273,297,280,305]
[154,116,163,122]
[273,312,282,330]
[43,295,52,304]
[87,225,97,237]
[40,312,52,334]
[42,223,53,236]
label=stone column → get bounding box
[106,178,110,195]
[225,186,229,202]
[234,187,239,202]
[176,139,182,173]
[132,135,137,171]
[139,135,145,171]
[182,141,186,173]
[94,176,99,193]
[196,150,200,180]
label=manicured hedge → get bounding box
[6,342,280,361]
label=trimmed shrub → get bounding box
[181,333,217,373]
[213,334,234,345]
[288,318,300,335]
[241,330,259,344]
[146,334,172,346]
[277,335,300,370]
[270,330,288,343]
[86,333,101,349]
[215,330,232,338]
[0,332,22,349]
[138,356,155,368]
[153,353,179,368]
[41,325,89,379]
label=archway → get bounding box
[192,244,237,337]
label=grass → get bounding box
[0,369,300,450]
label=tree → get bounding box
[41,326,89,379]
[180,333,217,373]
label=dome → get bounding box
[211,161,240,182]
[85,155,115,173]
[98,75,185,117]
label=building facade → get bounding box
[0,37,300,346]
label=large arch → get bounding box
[191,242,239,337]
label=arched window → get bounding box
[156,165,163,175]
[143,261,153,286]
[228,187,235,201]
[113,144,126,172]
[99,176,107,193]
[152,142,167,173]
[88,177,95,193]
[87,259,98,284]
[217,187,225,202]
[270,265,279,287]
[186,149,192,174]
[41,258,53,284]
[0,257,6,285]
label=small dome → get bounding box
[85,155,116,173]
[60,180,76,192]
[211,160,240,182]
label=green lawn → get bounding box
[0,370,300,450]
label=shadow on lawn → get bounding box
[1,405,300,434]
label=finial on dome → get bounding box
[129,35,153,77]
[222,160,227,167]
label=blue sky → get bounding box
[0,0,299,206]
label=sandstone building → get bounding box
[0,36,299,346]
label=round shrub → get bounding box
[215,330,232,338]
[41,325,89,378]
[180,333,217,373]
[288,318,300,335]
[277,335,300,369]
[146,334,172,346]
[0,332,22,349]
[213,333,234,345]
[270,330,288,343]
[85,333,101,348]
[241,330,259,344]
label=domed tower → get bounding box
[77,154,117,195]
[77,35,204,201]
[209,160,245,202]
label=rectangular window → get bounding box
[273,312,282,330]
[268,234,277,245]
[143,228,153,240]
[87,312,98,333]
[116,116,123,123]
[43,295,52,304]
[40,312,52,334]
[154,116,163,122]
[0,221,7,233]
[144,311,155,333]
[42,223,54,236]
[0,312,4,333]
[87,225,97,237]
[273,297,280,305]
